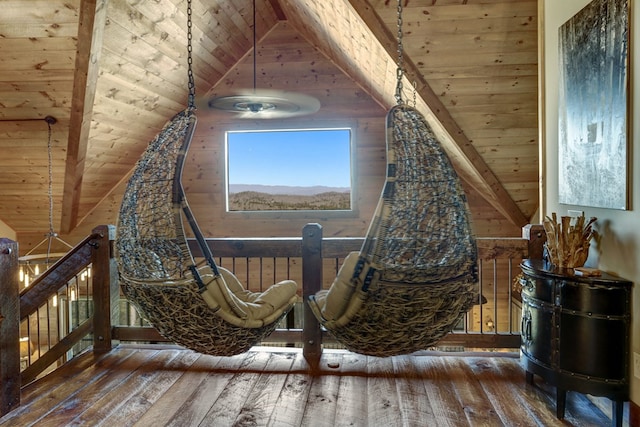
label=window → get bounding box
[226,128,352,212]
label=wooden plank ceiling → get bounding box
[0,0,538,249]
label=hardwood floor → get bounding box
[0,344,615,426]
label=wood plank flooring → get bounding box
[0,344,615,426]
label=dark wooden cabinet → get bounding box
[520,259,632,427]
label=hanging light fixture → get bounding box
[18,115,73,287]
[202,0,320,119]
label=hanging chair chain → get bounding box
[186,0,196,110]
[46,118,55,238]
[394,0,404,105]
[44,115,60,262]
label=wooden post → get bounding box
[302,223,323,368]
[522,224,546,260]
[91,225,118,353]
[0,239,20,416]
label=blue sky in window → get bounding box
[227,129,352,188]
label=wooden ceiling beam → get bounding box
[60,0,108,234]
[268,0,288,21]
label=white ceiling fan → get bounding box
[200,0,320,119]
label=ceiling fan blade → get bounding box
[200,89,320,119]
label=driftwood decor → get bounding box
[543,213,597,268]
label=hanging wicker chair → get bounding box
[115,108,298,356]
[308,104,478,357]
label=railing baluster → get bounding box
[508,259,514,333]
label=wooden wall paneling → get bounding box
[398,16,536,37]
[349,0,531,228]
[1,0,80,22]
[0,49,75,72]
[93,77,185,117]
[0,107,72,122]
[414,50,537,70]
[100,34,183,92]
[471,127,538,141]
[4,0,538,255]
[105,1,227,93]
[405,34,537,58]
[90,96,171,126]
[187,2,257,77]
[0,24,78,41]
[96,56,186,107]
[201,6,251,57]
[88,119,156,142]
[0,90,72,110]
[185,54,387,239]
[371,1,537,21]
[431,77,538,98]
[389,0,539,231]
[426,65,539,86]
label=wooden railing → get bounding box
[0,223,545,416]
[0,225,116,415]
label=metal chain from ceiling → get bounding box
[394,1,418,107]
[394,0,404,105]
[186,0,196,110]
[44,115,58,262]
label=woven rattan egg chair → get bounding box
[113,1,297,356]
[115,108,298,356]
[307,0,478,358]
[308,104,478,357]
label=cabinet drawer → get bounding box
[559,280,629,316]
[559,314,628,380]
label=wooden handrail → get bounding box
[188,237,304,258]
[19,231,102,319]
[189,236,532,260]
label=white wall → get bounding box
[543,0,640,408]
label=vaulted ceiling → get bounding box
[0,0,538,248]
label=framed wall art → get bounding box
[558,0,629,209]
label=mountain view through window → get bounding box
[226,128,352,212]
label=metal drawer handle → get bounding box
[521,310,532,344]
[519,276,534,293]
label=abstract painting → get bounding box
[558,0,629,209]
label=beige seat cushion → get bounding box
[201,265,298,321]
[312,251,360,321]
